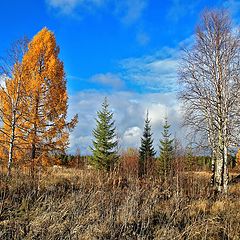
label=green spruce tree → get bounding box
[139,111,156,177]
[158,118,174,176]
[90,98,118,171]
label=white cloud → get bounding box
[90,72,124,89]
[65,39,189,155]
[120,47,179,91]
[123,126,142,147]
[67,90,183,155]
[148,103,167,125]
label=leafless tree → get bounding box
[179,10,240,193]
[0,38,29,176]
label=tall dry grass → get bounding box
[0,167,240,240]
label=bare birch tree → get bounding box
[0,38,29,176]
[179,10,240,193]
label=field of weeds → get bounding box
[1,168,240,240]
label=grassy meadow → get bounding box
[1,165,240,240]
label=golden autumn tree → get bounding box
[21,28,77,172]
[0,75,29,175]
[0,38,29,176]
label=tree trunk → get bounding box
[211,149,216,186]
[7,110,16,177]
[214,124,228,193]
[222,135,228,194]
[30,143,36,177]
[215,149,224,192]
[30,94,39,177]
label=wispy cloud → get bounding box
[46,0,148,24]
[64,32,193,154]
[120,47,179,92]
[66,37,190,154]
[46,0,104,14]
[168,0,240,23]
[167,0,199,22]
[66,43,182,93]
[223,0,240,23]
[46,0,79,14]
[136,31,150,45]
[114,0,147,25]
[90,72,124,90]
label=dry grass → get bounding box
[1,167,240,239]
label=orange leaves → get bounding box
[21,27,77,162]
[0,28,77,171]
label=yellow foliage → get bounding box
[21,27,76,164]
[0,28,77,170]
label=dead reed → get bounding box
[0,167,240,239]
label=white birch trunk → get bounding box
[7,109,16,176]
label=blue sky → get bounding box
[1,0,240,154]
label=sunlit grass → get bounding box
[1,166,240,239]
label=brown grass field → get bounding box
[1,167,240,240]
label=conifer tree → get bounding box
[90,97,118,171]
[0,29,78,176]
[158,118,174,176]
[22,28,78,173]
[139,111,156,177]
